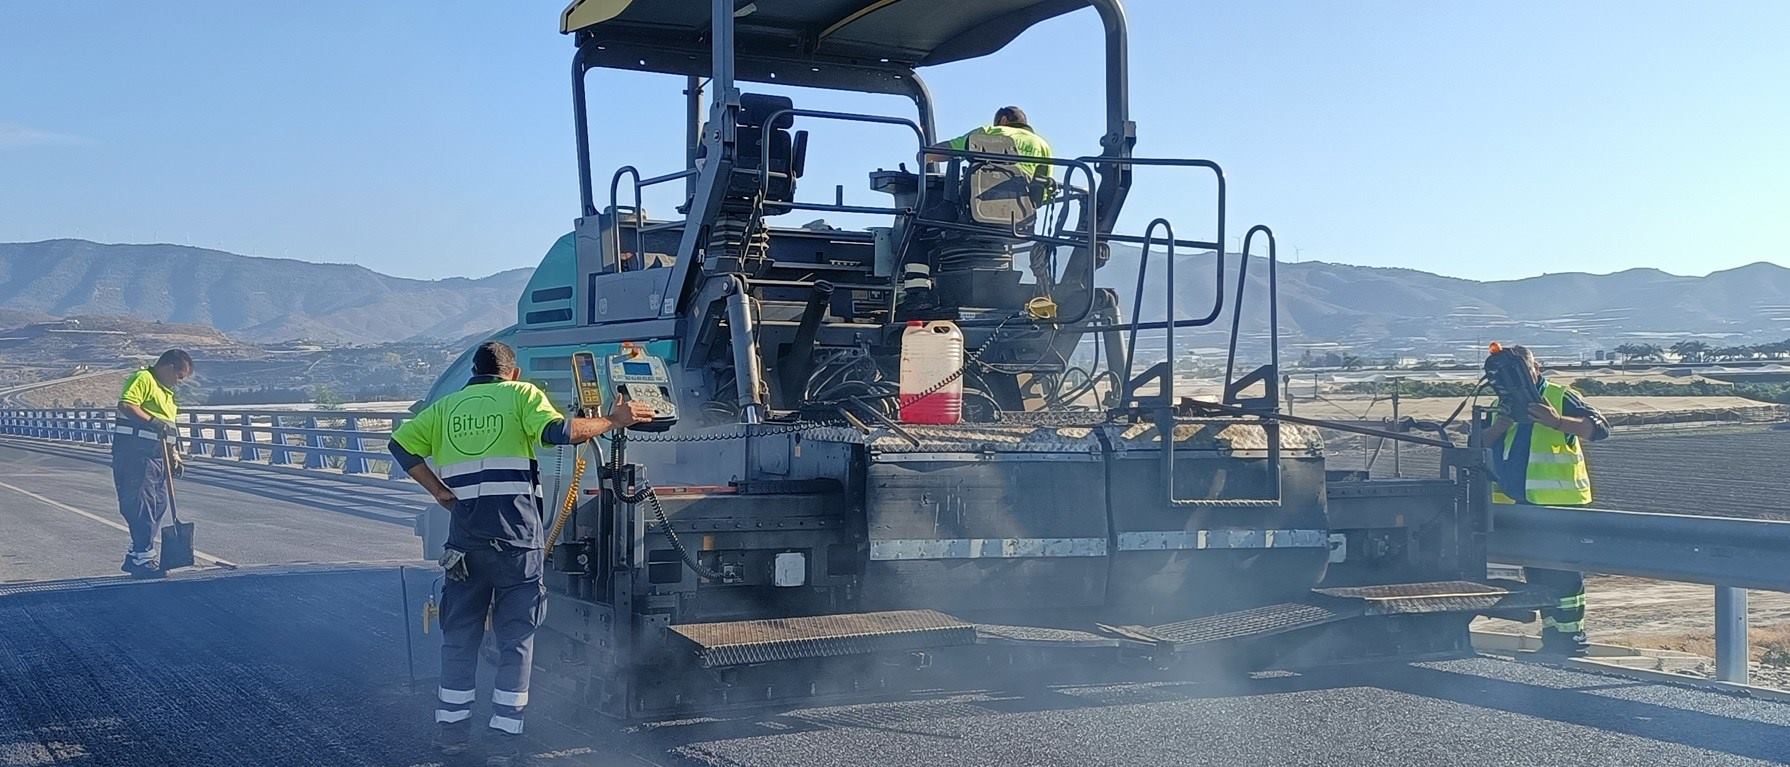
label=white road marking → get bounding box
[0,479,237,568]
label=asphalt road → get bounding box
[1,438,1787,766]
[0,438,423,581]
[0,565,1784,767]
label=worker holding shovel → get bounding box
[112,349,193,578]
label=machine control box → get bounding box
[571,349,678,431]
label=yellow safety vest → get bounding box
[948,125,1053,180]
[1492,381,1593,506]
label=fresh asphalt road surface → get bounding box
[0,566,1786,767]
[1,440,1787,766]
[0,438,423,581]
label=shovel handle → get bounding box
[161,439,181,525]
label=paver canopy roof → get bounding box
[562,0,1093,67]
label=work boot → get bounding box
[121,554,165,579]
[483,733,528,767]
[1539,631,1589,658]
[432,721,472,756]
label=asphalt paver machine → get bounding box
[468,0,1552,719]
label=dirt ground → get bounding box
[1477,575,1790,688]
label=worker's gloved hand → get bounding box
[439,548,469,583]
[170,452,186,479]
[153,419,178,439]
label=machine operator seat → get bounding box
[691,93,809,216]
[955,130,1042,233]
[892,132,1053,312]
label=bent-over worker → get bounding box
[1482,344,1609,656]
[388,341,653,764]
[112,349,192,578]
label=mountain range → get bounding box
[0,240,531,344]
[1,238,1786,356]
[1097,246,1790,357]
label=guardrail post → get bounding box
[205,413,225,458]
[239,414,260,462]
[386,417,407,479]
[304,415,326,469]
[343,416,368,475]
[1716,586,1749,684]
[188,413,209,457]
[270,415,292,466]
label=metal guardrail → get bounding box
[0,407,410,481]
[1490,503,1790,686]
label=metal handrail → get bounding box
[607,165,701,272]
[1221,224,1281,409]
[1077,156,1228,336]
[0,408,409,480]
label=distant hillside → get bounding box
[0,240,532,344]
[4,238,1785,357]
[1099,246,1790,358]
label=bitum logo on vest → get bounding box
[446,395,503,454]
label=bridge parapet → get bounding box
[0,407,413,482]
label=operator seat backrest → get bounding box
[962,131,1037,232]
[730,93,805,212]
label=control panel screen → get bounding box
[620,360,655,377]
[576,353,600,381]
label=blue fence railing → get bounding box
[0,407,412,481]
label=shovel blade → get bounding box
[161,521,195,570]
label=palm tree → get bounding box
[1670,340,1710,362]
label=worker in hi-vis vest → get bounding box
[900,105,1054,315]
[388,341,653,764]
[112,349,192,578]
[1481,344,1610,656]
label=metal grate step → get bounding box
[670,609,977,668]
[1313,579,1549,615]
[974,623,1124,648]
[1134,600,1362,647]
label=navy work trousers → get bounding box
[111,439,169,558]
[435,545,546,734]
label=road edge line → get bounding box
[0,479,238,568]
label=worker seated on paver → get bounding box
[925,105,1054,182]
[1481,343,1610,657]
[901,106,1055,315]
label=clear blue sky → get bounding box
[2,1,1785,281]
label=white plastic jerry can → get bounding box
[898,320,964,424]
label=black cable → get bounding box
[606,434,723,580]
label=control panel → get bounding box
[571,351,607,416]
[570,349,679,431]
